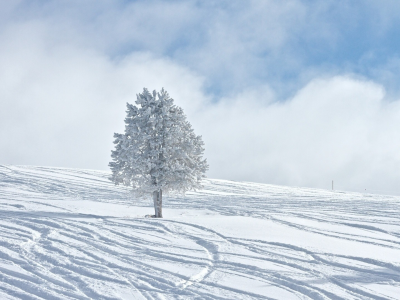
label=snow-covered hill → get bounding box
[0,165,399,299]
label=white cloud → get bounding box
[2,0,400,195]
[0,21,206,169]
[201,76,400,194]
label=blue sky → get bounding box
[1,0,400,194]
[5,0,400,97]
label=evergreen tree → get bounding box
[109,88,208,217]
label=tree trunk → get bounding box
[152,190,163,218]
[153,191,158,217]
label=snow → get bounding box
[1,165,400,299]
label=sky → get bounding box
[1,0,400,194]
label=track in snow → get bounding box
[0,165,400,299]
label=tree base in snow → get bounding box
[145,214,163,218]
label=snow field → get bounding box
[0,165,400,299]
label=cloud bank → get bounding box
[1,0,400,194]
[202,76,400,194]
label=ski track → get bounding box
[0,165,400,299]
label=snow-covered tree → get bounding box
[109,88,208,218]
